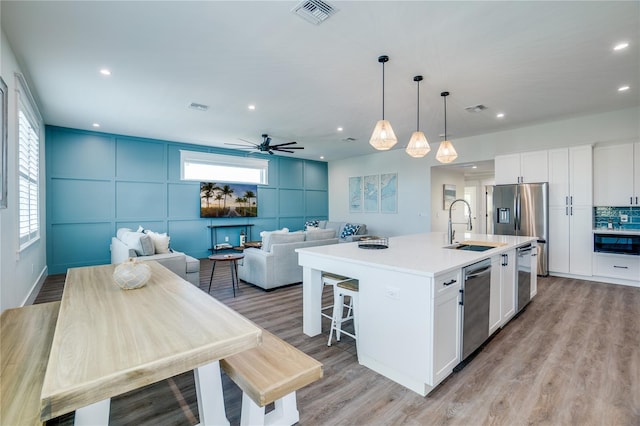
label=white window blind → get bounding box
[16,74,41,249]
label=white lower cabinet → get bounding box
[593,253,640,282]
[432,270,461,385]
[489,249,516,335]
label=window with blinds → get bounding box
[17,83,41,249]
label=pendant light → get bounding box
[405,75,431,158]
[436,91,458,164]
[369,55,397,151]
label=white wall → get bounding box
[0,30,48,311]
[430,167,465,233]
[329,107,639,238]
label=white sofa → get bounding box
[238,229,338,290]
[110,228,200,286]
[314,220,368,243]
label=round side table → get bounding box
[208,253,245,297]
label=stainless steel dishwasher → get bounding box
[459,258,492,362]
[516,244,533,314]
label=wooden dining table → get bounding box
[40,261,262,425]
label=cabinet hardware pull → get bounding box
[570,206,573,216]
[443,279,457,286]
[565,196,568,206]
[570,196,573,205]
[501,254,508,266]
[565,207,568,216]
[459,289,464,305]
[613,265,628,269]
[631,197,633,205]
[531,253,538,257]
[636,196,638,205]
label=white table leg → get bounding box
[194,360,230,426]
[302,267,322,336]
[74,398,110,426]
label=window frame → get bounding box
[180,150,269,185]
[16,73,43,251]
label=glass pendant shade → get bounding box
[436,140,458,163]
[369,119,398,150]
[405,131,431,158]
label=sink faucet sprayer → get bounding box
[448,198,473,244]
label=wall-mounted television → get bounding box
[200,182,258,218]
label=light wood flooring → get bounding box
[35,260,640,425]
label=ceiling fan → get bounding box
[225,134,304,155]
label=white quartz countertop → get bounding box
[593,228,640,236]
[297,232,537,277]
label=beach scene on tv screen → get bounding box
[200,182,258,218]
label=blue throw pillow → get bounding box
[305,220,320,229]
[340,223,360,239]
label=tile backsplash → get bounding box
[593,206,640,230]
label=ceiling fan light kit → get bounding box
[370,55,398,151]
[405,75,431,158]
[435,91,458,164]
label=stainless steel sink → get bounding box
[443,243,495,252]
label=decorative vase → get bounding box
[113,258,151,290]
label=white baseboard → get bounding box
[22,265,49,306]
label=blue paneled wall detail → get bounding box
[46,126,329,274]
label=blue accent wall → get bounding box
[46,126,329,274]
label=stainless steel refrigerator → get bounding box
[492,183,549,276]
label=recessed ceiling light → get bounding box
[337,127,343,132]
[320,156,325,160]
[496,113,505,118]
[92,123,100,128]
[618,85,630,92]
[99,69,111,76]
[613,42,629,51]
[472,165,477,169]
[248,105,256,110]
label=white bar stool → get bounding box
[328,279,359,348]
[321,272,352,321]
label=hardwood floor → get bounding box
[35,262,640,425]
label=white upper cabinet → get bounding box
[594,142,640,206]
[495,150,548,185]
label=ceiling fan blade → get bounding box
[275,146,304,150]
[225,142,256,147]
[276,149,295,153]
[271,141,298,147]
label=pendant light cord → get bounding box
[382,61,385,120]
[444,94,447,140]
[416,79,420,131]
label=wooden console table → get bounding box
[207,224,254,253]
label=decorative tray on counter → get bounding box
[358,236,389,249]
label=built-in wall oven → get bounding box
[594,233,640,256]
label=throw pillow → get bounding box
[146,230,171,254]
[120,231,155,256]
[340,223,361,239]
[116,227,133,241]
[305,220,319,230]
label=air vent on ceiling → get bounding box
[292,0,337,25]
[342,137,356,142]
[189,102,209,111]
[464,104,488,113]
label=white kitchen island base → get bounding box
[298,232,536,396]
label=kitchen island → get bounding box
[297,232,537,396]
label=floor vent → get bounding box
[292,0,337,25]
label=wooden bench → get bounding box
[220,329,323,426]
[1,301,60,426]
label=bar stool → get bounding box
[327,279,359,347]
[321,272,352,321]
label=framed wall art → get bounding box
[380,172,397,213]
[349,176,363,212]
[443,184,456,210]
[364,174,379,213]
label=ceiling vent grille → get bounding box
[189,102,209,111]
[292,0,337,25]
[464,104,488,113]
